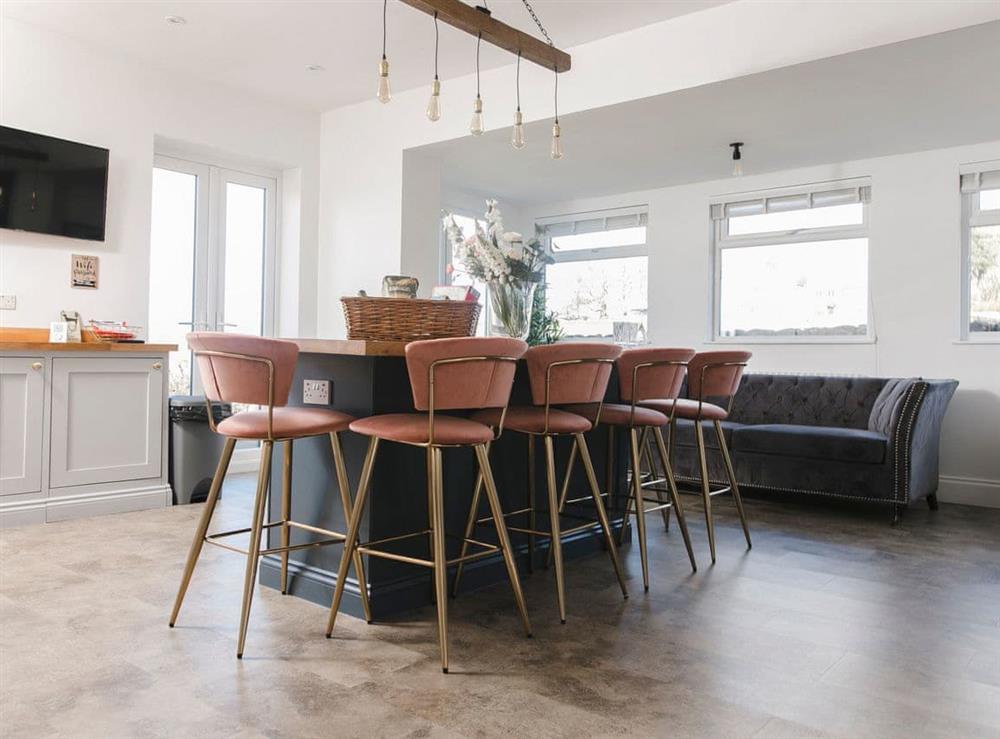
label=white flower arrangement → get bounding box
[443,199,551,287]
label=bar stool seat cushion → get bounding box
[564,403,668,428]
[640,398,729,421]
[217,407,354,440]
[471,406,592,435]
[349,413,494,445]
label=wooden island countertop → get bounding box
[289,337,408,357]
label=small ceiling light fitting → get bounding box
[730,142,744,177]
[306,64,325,72]
[165,15,187,25]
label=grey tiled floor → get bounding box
[2,476,999,738]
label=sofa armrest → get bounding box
[884,379,958,504]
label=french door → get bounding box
[149,155,277,395]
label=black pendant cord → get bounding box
[516,50,521,111]
[381,0,387,60]
[433,11,439,80]
[476,32,481,97]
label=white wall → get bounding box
[0,18,320,337]
[505,140,1000,508]
[317,0,1000,337]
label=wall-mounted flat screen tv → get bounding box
[0,126,109,241]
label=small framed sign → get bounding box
[71,254,99,289]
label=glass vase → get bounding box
[489,280,536,340]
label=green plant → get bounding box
[527,280,564,346]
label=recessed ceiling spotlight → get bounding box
[306,64,325,72]
[165,15,187,25]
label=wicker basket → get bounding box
[341,296,481,342]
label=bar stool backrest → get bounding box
[187,332,299,407]
[617,347,696,403]
[687,350,752,402]
[406,337,528,411]
[524,343,623,406]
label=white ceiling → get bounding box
[1,0,730,111]
[420,21,1000,204]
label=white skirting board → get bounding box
[0,483,172,528]
[937,475,1000,508]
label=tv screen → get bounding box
[0,126,109,241]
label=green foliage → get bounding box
[527,280,564,346]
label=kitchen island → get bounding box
[262,338,633,619]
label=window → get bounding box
[961,167,1000,338]
[537,207,648,341]
[711,181,871,341]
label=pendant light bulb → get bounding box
[425,12,441,121]
[426,78,441,121]
[730,142,744,177]
[550,122,563,160]
[377,57,391,103]
[511,110,526,150]
[470,96,485,136]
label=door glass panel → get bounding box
[223,182,266,336]
[149,167,197,395]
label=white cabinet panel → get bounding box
[49,357,164,488]
[0,357,45,496]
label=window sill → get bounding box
[953,338,1000,345]
[707,337,876,345]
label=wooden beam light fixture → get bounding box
[398,0,571,73]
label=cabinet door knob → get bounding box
[31,362,43,371]
[152,362,163,370]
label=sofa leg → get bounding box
[889,504,904,526]
[926,492,939,511]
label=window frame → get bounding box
[960,166,1000,342]
[537,205,650,341]
[710,181,873,344]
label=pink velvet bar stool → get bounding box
[325,337,532,674]
[169,333,370,659]
[561,348,698,590]
[453,343,629,624]
[640,350,752,563]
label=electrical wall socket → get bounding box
[302,379,331,405]
[0,295,15,310]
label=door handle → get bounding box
[178,321,211,329]
[31,362,43,371]
[152,362,163,370]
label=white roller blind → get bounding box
[538,206,647,237]
[710,181,871,221]
[960,169,1000,193]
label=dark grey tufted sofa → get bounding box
[668,374,958,522]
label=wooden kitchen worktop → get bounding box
[0,327,177,352]
[289,337,408,357]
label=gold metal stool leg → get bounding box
[545,437,578,569]
[640,428,671,530]
[329,432,373,622]
[543,436,567,624]
[628,428,650,591]
[237,440,273,659]
[430,447,450,673]
[475,444,532,637]
[716,420,751,550]
[527,434,536,573]
[451,442,489,597]
[169,436,236,627]
[694,421,716,564]
[280,440,292,594]
[652,427,697,572]
[576,433,628,599]
[327,437,379,637]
